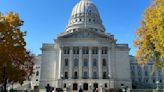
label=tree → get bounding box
[0,12,34,91]
[134,0,164,71]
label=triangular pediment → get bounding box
[58,30,112,39]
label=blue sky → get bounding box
[0,0,151,55]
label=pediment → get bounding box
[58,30,111,39]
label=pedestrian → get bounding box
[79,87,83,92]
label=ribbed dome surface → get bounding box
[71,0,99,17]
[66,0,105,32]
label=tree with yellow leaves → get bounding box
[0,12,34,92]
[134,0,164,71]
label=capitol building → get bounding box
[39,0,132,91]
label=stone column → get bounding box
[58,47,63,79]
[108,48,112,77]
[89,47,92,79]
[79,47,83,79]
[108,48,112,88]
[69,47,73,79]
[98,47,102,79]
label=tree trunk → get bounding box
[3,77,7,92]
[3,66,7,92]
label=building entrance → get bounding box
[83,83,88,90]
[93,83,98,89]
[73,83,78,90]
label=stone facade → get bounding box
[130,56,164,89]
[39,0,132,91]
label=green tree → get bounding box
[0,12,34,92]
[134,0,164,71]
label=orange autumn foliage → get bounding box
[0,12,34,85]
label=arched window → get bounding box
[102,59,107,66]
[83,59,88,67]
[74,58,78,67]
[65,59,69,66]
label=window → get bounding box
[83,59,88,67]
[138,78,142,82]
[104,83,108,88]
[64,72,68,79]
[89,19,91,22]
[93,59,97,67]
[103,72,107,79]
[73,29,76,32]
[131,66,134,70]
[138,70,142,76]
[145,78,148,83]
[64,48,70,54]
[92,48,98,54]
[83,83,88,90]
[65,59,69,66]
[83,72,88,79]
[36,71,39,76]
[64,83,67,88]
[74,58,78,67]
[73,47,79,54]
[73,83,78,90]
[153,79,155,83]
[93,72,97,79]
[74,72,78,79]
[131,70,135,76]
[102,59,107,66]
[102,48,107,54]
[93,83,98,88]
[93,19,95,22]
[83,48,89,54]
[145,71,148,76]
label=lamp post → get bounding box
[156,81,159,91]
[68,83,71,92]
[89,83,92,92]
[61,74,63,88]
[121,83,125,92]
[100,84,102,92]
[108,74,111,91]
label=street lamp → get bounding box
[68,83,71,92]
[156,81,159,91]
[100,84,103,92]
[60,74,63,88]
[108,74,111,91]
[89,83,92,91]
[121,83,125,92]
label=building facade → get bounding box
[130,56,164,89]
[39,0,132,91]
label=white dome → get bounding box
[66,0,105,32]
[71,0,99,17]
